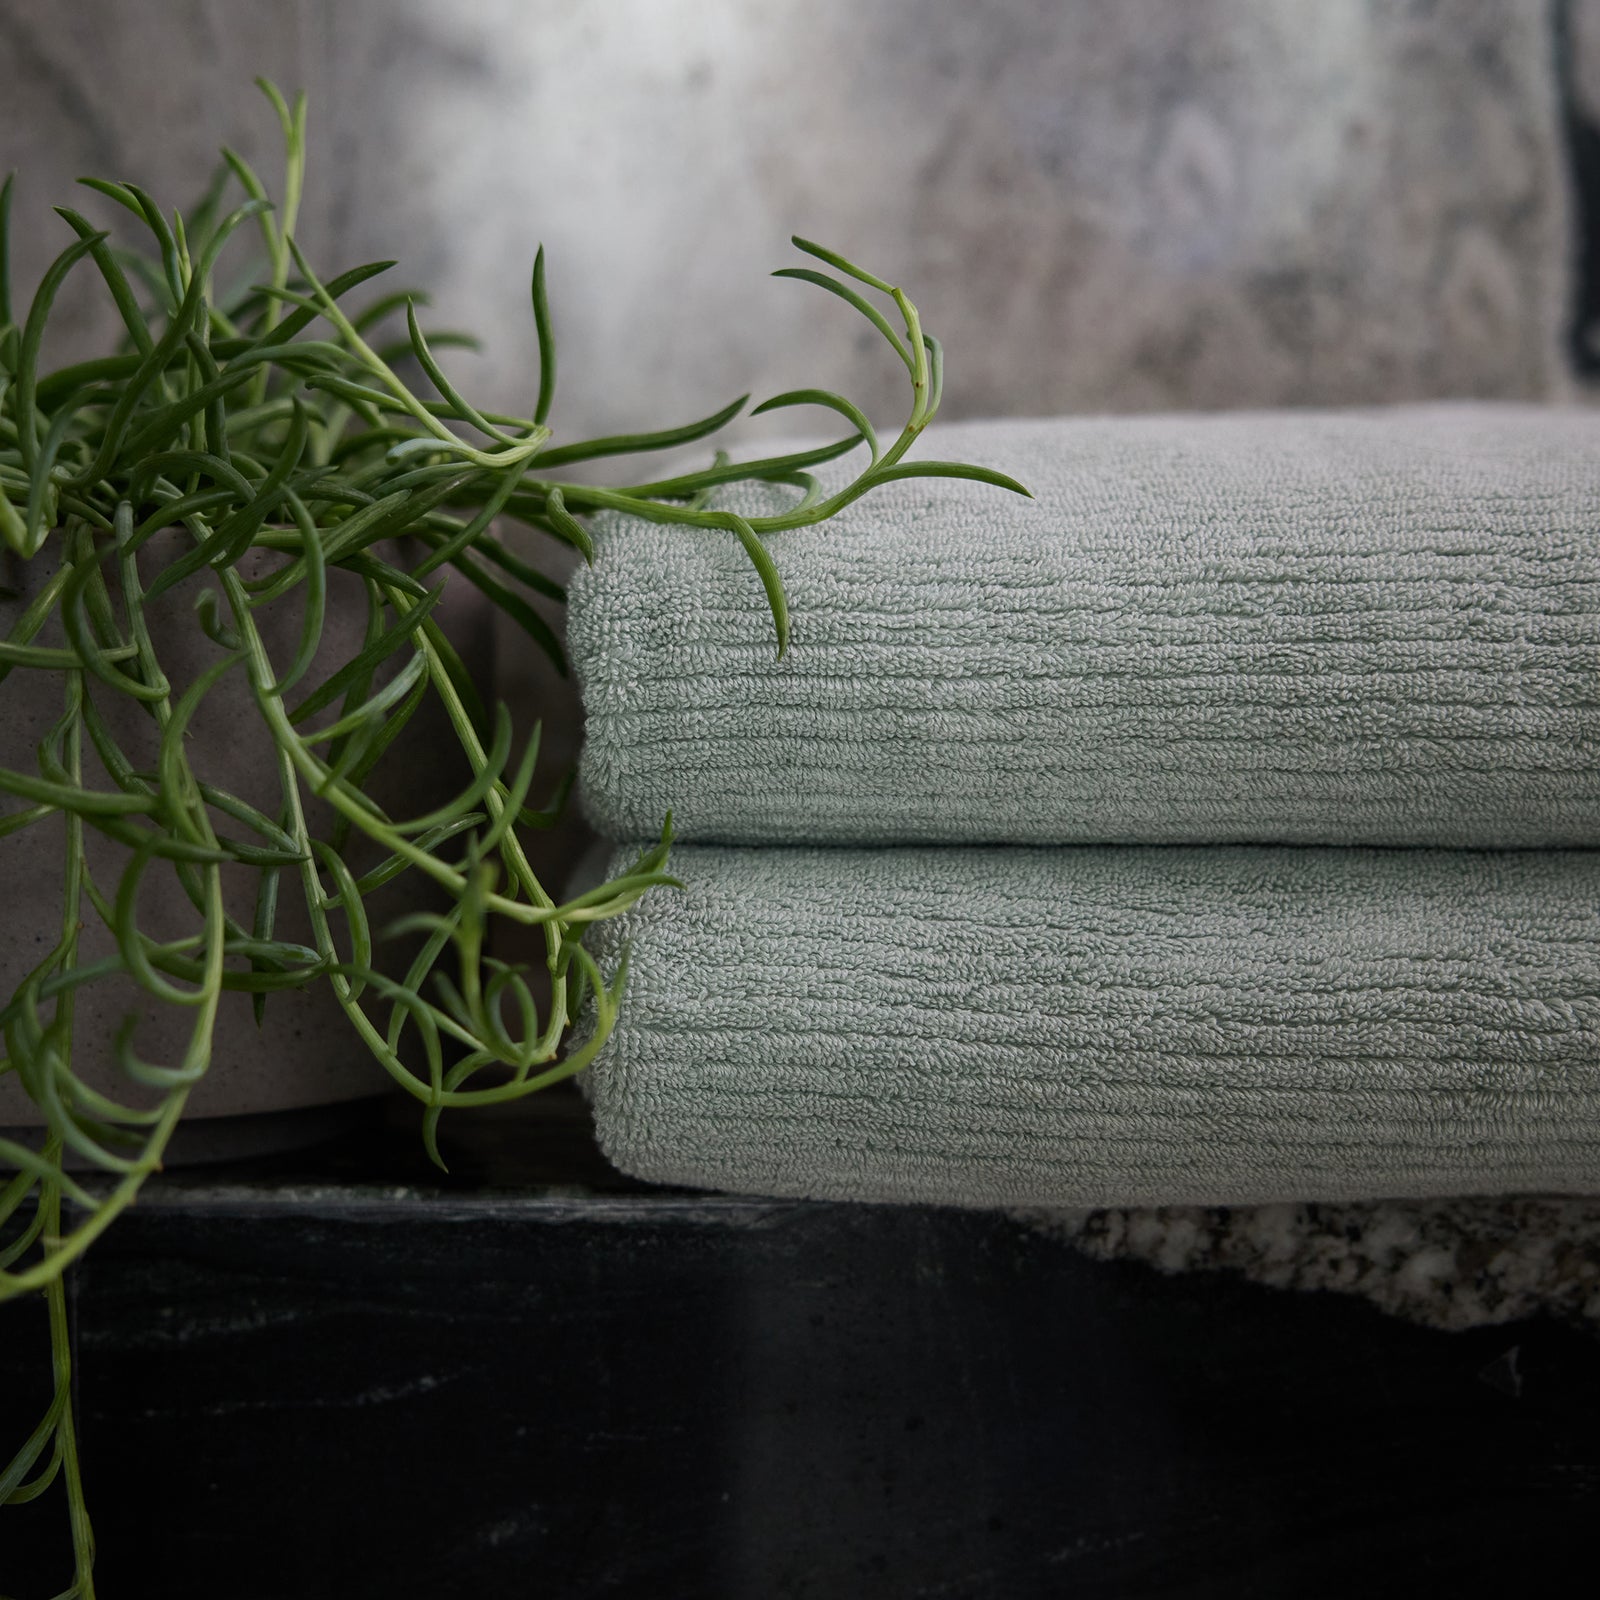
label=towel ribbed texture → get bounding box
[573,404,1600,1205]
[583,845,1600,1207]
[570,405,1600,847]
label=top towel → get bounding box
[569,405,1600,847]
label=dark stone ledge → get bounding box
[3,1088,1597,1599]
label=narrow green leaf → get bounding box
[384,701,514,837]
[313,840,372,999]
[478,721,542,855]
[0,765,153,816]
[531,244,556,425]
[922,332,944,418]
[406,298,512,444]
[67,199,270,488]
[300,649,428,747]
[0,802,52,839]
[14,230,108,472]
[539,485,594,563]
[329,662,431,806]
[59,545,169,703]
[144,398,310,600]
[866,459,1034,497]
[416,610,493,742]
[719,512,789,657]
[240,259,396,345]
[34,351,145,410]
[265,488,327,695]
[374,328,480,367]
[750,386,879,462]
[250,853,283,1028]
[789,235,895,295]
[112,840,211,1006]
[410,443,524,581]
[23,403,78,555]
[772,267,913,372]
[288,582,445,723]
[533,393,746,471]
[353,287,431,333]
[613,434,860,500]
[54,205,156,355]
[455,529,568,601]
[0,169,13,328]
[440,547,567,677]
[156,650,246,842]
[517,763,573,831]
[82,180,185,305]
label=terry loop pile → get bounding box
[569,404,1600,1206]
[570,405,1600,848]
[582,845,1600,1208]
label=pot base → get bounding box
[1,1094,383,1171]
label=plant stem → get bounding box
[45,1183,95,1598]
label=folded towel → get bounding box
[570,405,1600,848]
[581,845,1600,1207]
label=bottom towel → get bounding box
[581,847,1600,1207]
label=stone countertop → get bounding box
[106,1088,1600,1337]
[110,1086,1600,1338]
[1028,1197,1600,1335]
[6,1087,1597,1597]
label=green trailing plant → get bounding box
[0,81,1027,1596]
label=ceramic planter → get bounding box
[0,536,491,1157]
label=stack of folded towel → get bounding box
[567,405,1600,1208]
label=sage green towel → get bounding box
[569,405,1600,847]
[582,845,1600,1207]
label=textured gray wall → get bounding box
[0,0,1576,438]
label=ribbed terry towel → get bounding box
[570,405,1600,848]
[581,845,1600,1208]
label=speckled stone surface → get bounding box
[1021,1197,1600,1332]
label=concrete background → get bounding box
[0,0,1579,436]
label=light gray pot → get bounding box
[0,537,491,1159]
